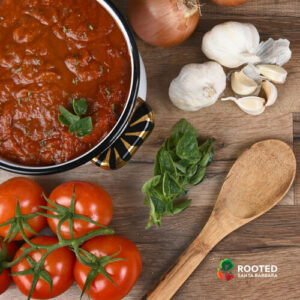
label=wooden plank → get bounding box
[117,0,300,18]
[132,113,293,162]
[201,0,300,18]
[2,206,300,300]
[293,113,300,205]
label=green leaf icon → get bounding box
[220,258,234,271]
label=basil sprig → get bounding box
[143,119,215,229]
[58,98,93,137]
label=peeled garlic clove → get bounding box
[231,71,258,96]
[222,96,266,115]
[256,64,288,84]
[261,80,278,107]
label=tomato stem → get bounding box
[2,189,117,300]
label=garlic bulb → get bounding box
[222,96,266,115]
[202,22,292,68]
[231,70,258,96]
[256,64,287,84]
[202,22,260,68]
[169,62,226,111]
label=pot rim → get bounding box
[0,0,140,175]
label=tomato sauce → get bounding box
[0,0,131,166]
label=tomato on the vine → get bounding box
[0,238,18,294]
[0,177,47,241]
[47,181,113,239]
[74,235,142,300]
[12,236,75,299]
[0,268,11,295]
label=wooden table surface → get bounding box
[2,0,300,299]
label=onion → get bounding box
[128,0,200,47]
[211,0,249,6]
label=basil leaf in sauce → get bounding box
[73,98,88,116]
[58,98,93,138]
[70,117,93,137]
[58,106,80,126]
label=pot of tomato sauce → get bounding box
[0,0,154,175]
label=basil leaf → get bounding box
[59,106,80,125]
[189,167,206,186]
[162,172,184,199]
[142,175,161,194]
[200,152,214,167]
[154,149,164,176]
[58,99,93,138]
[150,195,167,214]
[58,115,71,126]
[167,119,198,150]
[176,134,200,162]
[159,150,177,176]
[172,199,192,215]
[199,138,215,167]
[186,164,198,179]
[73,98,88,116]
[146,197,161,228]
[175,159,193,174]
[174,162,187,174]
[70,117,93,137]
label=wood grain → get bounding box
[1,0,300,299]
[147,140,296,300]
[3,206,300,300]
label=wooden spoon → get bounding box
[147,139,296,300]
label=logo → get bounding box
[217,258,234,281]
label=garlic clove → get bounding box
[242,64,262,83]
[261,80,278,107]
[222,96,266,115]
[256,64,288,84]
[231,71,258,96]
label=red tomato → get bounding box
[74,236,142,300]
[47,181,113,239]
[12,236,75,299]
[0,269,11,295]
[0,238,18,259]
[0,238,18,294]
[0,177,47,241]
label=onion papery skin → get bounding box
[128,0,200,47]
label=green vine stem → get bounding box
[3,227,114,269]
[0,186,118,300]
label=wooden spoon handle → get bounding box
[146,236,211,300]
[147,213,228,300]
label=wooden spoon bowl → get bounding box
[147,139,296,300]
